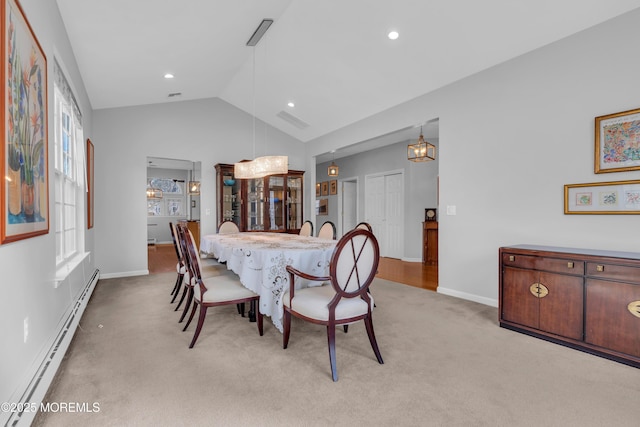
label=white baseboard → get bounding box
[4,269,100,427]
[437,286,498,307]
[99,269,149,279]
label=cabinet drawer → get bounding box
[502,253,536,269]
[502,253,584,275]
[586,263,640,284]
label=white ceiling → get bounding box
[57,0,640,148]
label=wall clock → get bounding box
[425,208,437,221]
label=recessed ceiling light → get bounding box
[287,102,295,108]
[164,73,174,79]
[388,31,399,40]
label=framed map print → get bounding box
[595,108,640,173]
[564,180,640,214]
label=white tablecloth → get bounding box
[201,232,337,332]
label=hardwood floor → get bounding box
[148,244,438,291]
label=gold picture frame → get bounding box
[595,108,640,174]
[321,181,328,196]
[564,180,640,214]
[316,182,320,197]
[329,179,337,195]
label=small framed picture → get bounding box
[316,182,321,197]
[329,180,337,195]
[321,181,328,196]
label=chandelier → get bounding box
[234,19,288,179]
[407,126,436,162]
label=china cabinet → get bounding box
[215,164,304,233]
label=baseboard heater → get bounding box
[5,268,100,427]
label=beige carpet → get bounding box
[33,263,639,426]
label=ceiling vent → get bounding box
[168,92,182,98]
[276,110,309,129]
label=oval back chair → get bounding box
[317,220,336,240]
[283,228,383,381]
[299,220,314,237]
[218,220,240,234]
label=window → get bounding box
[54,60,84,265]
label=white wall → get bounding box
[92,98,306,277]
[0,0,96,422]
[306,9,640,306]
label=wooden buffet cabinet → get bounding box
[499,245,640,368]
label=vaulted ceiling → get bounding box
[56,0,640,145]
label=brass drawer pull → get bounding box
[529,283,549,298]
[509,255,515,262]
[567,262,574,268]
[596,265,604,272]
[628,301,640,319]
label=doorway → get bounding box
[339,178,358,236]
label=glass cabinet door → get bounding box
[267,176,286,231]
[221,172,241,227]
[287,175,303,231]
[246,178,265,231]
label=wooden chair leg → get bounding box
[189,305,208,348]
[283,310,291,349]
[327,324,338,381]
[183,300,198,331]
[170,274,183,302]
[256,304,264,336]
[175,284,188,311]
[236,303,245,317]
[364,315,384,364]
[178,288,193,323]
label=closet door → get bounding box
[365,172,404,258]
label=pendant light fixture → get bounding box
[407,125,436,162]
[188,161,200,195]
[234,19,288,179]
[327,150,339,177]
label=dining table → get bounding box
[200,232,338,332]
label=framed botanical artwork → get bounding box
[329,179,337,195]
[86,139,94,229]
[321,181,328,196]
[315,182,320,197]
[595,108,640,173]
[564,180,640,214]
[1,0,49,243]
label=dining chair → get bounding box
[317,220,336,240]
[169,222,187,304]
[283,228,383,381]
[178,224,263,348]
[218,220,240,234]
[299,220,314,237]
[355,222,372,232]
